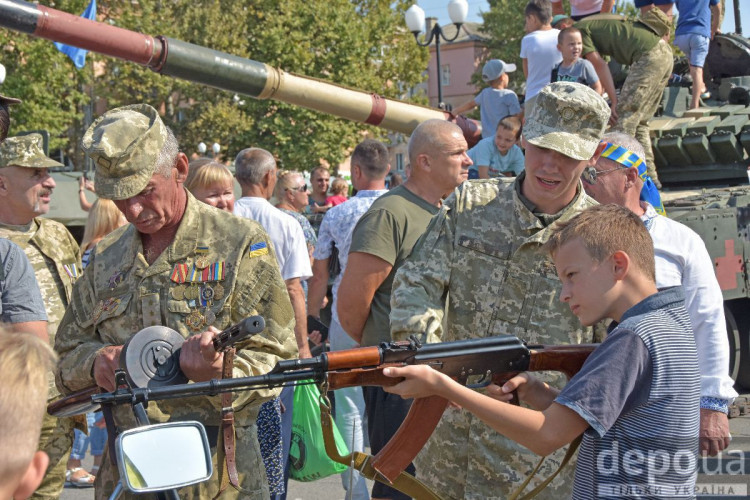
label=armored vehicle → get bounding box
[651,20,750,387]
[1,0,749,387]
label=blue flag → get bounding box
[54,0,97,69]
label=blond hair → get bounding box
[330,178,349,196]
[81,199,126,252]
[543,204,656,282]
[0,329,56,483]
[185,160,233,193]
[274,170,304,200]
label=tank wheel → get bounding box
[725,305,741,383]
[728,301,750,390]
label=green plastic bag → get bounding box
[289,381,349,482]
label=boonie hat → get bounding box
[482,59,516,83]
[82,104,167,200]
[523,82,610,160]
[0,133,64,169]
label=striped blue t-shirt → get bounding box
[556,286,700,499]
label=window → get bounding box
[441,64,451,87]
[396,153,404,172]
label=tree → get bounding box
[0,0,90,161]
[0,0,429,171]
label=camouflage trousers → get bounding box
[95,424,268,499]
[613,39,673,185]
[31,413,75,500]
[414,404,577,500]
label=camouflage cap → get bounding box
[638,7,671,38]
[0,133,64,169]
[82,103,166,200]
[523,82,610,160]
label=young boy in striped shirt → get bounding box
[384,203,700,499]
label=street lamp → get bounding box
[405,0,468,109]
[212,142,221,159]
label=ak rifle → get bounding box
[75,335,595,484]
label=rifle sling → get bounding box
[319,400,445,500]
[508,435,583,500]
[213,347,245,499]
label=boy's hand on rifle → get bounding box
[180,327,224,382]
[93,345,124,392]
[383,365,453,400]
[486,373,558,411]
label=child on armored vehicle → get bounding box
[384,204,700,499]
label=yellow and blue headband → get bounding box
[600,142,665,215]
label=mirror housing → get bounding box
[116,421,213,492]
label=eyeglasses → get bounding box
[581,165,628,185]
[287,184,308,192]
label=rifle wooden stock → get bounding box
[46,385,101,418]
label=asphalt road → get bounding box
[61,397,750,500]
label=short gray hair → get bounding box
[154,126,179,178]
[234,148,276,185]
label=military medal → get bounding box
[186,310,205,331]
[204,308,216,325]
[108,271,125,289]
[195,246,210,269]
[200,284,215,302]
[171,284,186,300]
[213,283,225,301]
[185,286,199,300]
[170,263,188,283]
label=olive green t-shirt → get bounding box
[576,14,660,66]
[349,185,439,347]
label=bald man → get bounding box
[336,119,471,500]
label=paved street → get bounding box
[61,396,750,500]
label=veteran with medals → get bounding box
[54,104,298,499]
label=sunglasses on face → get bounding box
[287,184,308,192]
[581,165,628,185]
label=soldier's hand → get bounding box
[93,345,124,392]
[180,327,224,382]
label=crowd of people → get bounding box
[456,0,722,189]
[0,1,736,499]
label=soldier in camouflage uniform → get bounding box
[389,82,610,500]
[0,133,82,500]
[577,8,673,187]
[54,104,298,499]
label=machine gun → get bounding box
[50,333,595,497]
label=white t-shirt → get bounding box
[520,28,562,100]
[234,197,312,282]
[551,0,602,17]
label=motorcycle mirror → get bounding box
[115,421,213,492]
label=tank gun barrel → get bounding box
[0,0,480,143]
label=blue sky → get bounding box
[414,0,749,34]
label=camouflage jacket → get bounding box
[0,218,80,399]
[55,192,298,427]
[390,177,598,500]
